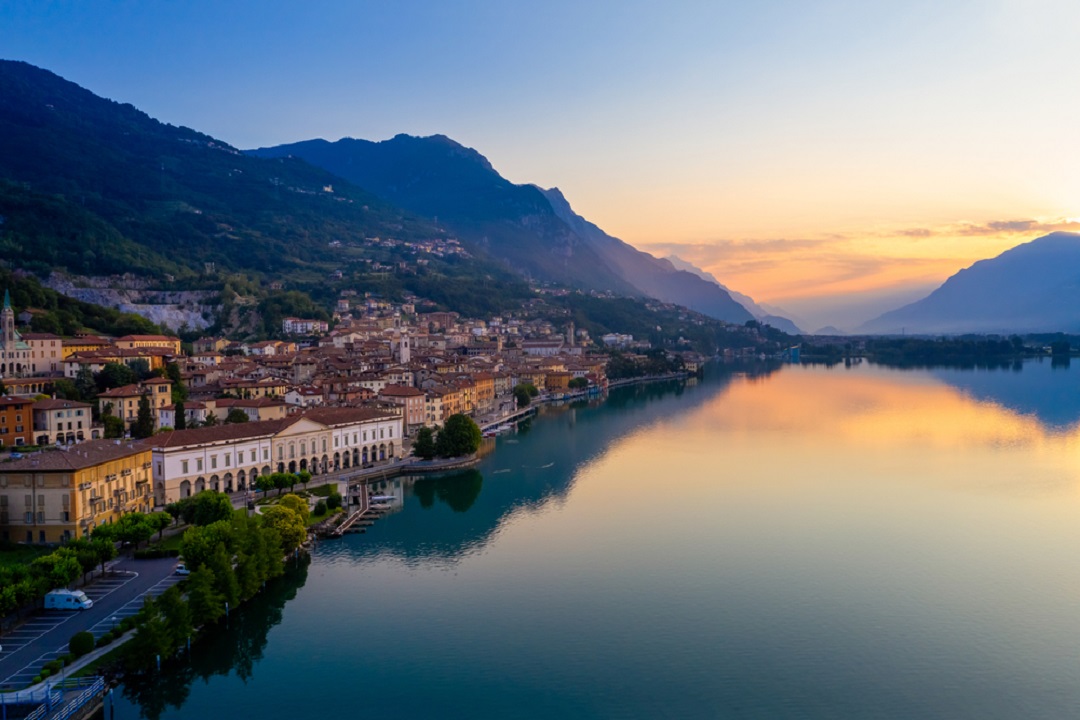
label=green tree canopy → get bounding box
[412,426,436,460]
[435,414,482,458]
[131,392,155,438]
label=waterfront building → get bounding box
[0,289,32,379]
[0,439,153,543]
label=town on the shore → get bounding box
[0,286,789,546]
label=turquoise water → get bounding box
[116,360,1080,718]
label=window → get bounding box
[196,458,203,472]
[211,456,217,469]
[263,448,269,461]
[251,449,256,463]
[182,460,189,474]
[224,454,231,467]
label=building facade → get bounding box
[0,439,153,544]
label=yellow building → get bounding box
[0,439,153,543]
[114,335,182,355]
[98,378,173,431]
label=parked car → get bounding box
[175,562,191,576]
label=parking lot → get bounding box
[0,557,182,689]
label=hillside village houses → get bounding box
[0,283,728,543]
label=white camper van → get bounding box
[44,589,93,610]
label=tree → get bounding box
[127,358,153,381]
[103,414,125,439]
[174,400,187,430]
[165,362,188,404]
[272,472,292,496]
[148,511,173,540]
[255,474,275,496]
[191,492,233,526]
[180,521,235,571]
[114,512,155,548]
[0,378,5,396]
[186,566,225,626]
[207,543,240,608]
[96,362,137,392]
[156,585,193,649]
[513,382,539,408]
[202,411,219,427]
[91,535,117,574]
[278,494,310,525]
[74,366,98,404]
[126,598,172,670]
[131,393,155,439]
[260,505,307,553]
[296,469,312,490]
[413,427,436,460]
[568,377,588,390]
[31,548,81,589]
[435,414,482,458]
[224,408,249,424]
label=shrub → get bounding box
[43,660,62,674]
[69,630,95,658]
[39,669,51,679]
[327,492,342,510]
[60,653,74,666]
[313,500,327,516]
[96,635,111,648]
[31,675,42,685]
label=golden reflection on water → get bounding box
[590,364,1080,502]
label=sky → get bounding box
[2,0,1079,330]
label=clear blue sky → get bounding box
[3,1,1079,329]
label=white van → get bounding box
[44,589,93,610]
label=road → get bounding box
[0,556,182,690]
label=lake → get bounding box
[116,359,1080,718]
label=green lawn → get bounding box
[308,483,335,497]
[307,507,342,527]
[148,533,185,553]
[0,543,52,569]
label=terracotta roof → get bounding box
[32,399,92,410]
[0,439,151,472]
[0,396,33,409]
[379,384,424,397]
[150,419,292,449]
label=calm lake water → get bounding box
[116,359,1080,719]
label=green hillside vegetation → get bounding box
[0,61,442,281]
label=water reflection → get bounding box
[120,557,310,720]
[412,470,484,512]
[323,362,782,564]
[926,358,1080,429]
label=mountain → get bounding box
[0,60,441,281]
[249,135,754,324]
[860,232,1080,334]
[537,188,752,323]
[663,255,803,333]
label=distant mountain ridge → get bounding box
[860,232,1080,334]
[662,255,803,334]
[249,135,755,324]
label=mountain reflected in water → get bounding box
[924,358,1080,430]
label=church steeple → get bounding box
[1,288,15,348]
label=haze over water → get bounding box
[117,361,1080,718]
